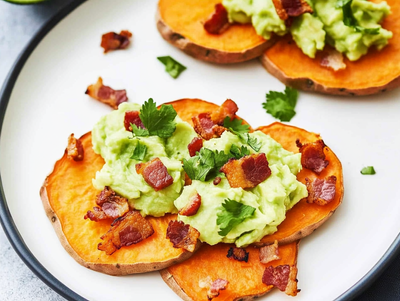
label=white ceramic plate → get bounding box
[1,0,400,300]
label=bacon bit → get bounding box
[166,220,200,252]
[273,0,313,19]
[296,139,329,174]
[185,173,192,186]
[98,210,154,255]
[192,113,226,140]
[101,30,132,53]
[262,264,300,296]
[259,240,280,264]
[124,110,145,131]
[213,177,222,185]
[306,176,337,205]
[136,158,174,191]
[227,247,249,262]
[204,3,230,35]
[211,99,239,125]
[220,153,271,189]
[85,77,128,109]
[188,137,204,157]
[84,186,129,221]
[179,192,201,216]
[321,48,346,72]
[67,133,84,161]
[208,278,229,300]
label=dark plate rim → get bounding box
[0,1,400,300]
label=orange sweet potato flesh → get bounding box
[157,0,274,63]
[256,123,344,245]
[41,133,193,276]
[262,0,400,95]
[161,242,299,301]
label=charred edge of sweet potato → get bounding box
[156,9,276,64]
[260,54,400,96]
[40,132,200,276]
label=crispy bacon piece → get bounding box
[179,192,202,216]
[213,177,222,185]
[306,176,337,205]
[227,247,249,262]
[296,139,329,174]
[272,0,313,20]
[67,134,84,161]
[124,110,145,131]
[262,265,299,296]
[85,77,128,109]
[188,137,204,157]
[259,240,280,264]
[101,30,132,53]
[185,173,192,186]
[321,48,346,72]
[136,158,174,191]
[98,210,154,255]
[192,113,226,140]
[208,278,229,300]
[166,220,200,252]
[220,153,271,189]
[211,99,239,125]
[84,186,129,221]
[204,3,230,35]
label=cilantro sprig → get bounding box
[217,199,256,236]
[223,117,261,152]
[130,141,147,161]
[361,166,376,175]
[131,98,177,139]
[157,56,187,79]
[263,87,298,122]
[336,0,380,35]
[183,148,232,181]
[229,144,250,159]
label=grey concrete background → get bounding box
[0,0,399,300]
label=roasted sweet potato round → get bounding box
[160,242,299,301]
[157,0,275,63]
[261,0,400,96]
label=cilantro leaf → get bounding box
[157,56,187,79]
[217,199,256,236]
[263,87,298,122]
[336,0,380,35]
[183,148,233,181]
[139,98,177,138]
[361,166,376,175]
[230,144,250,159]
[131,141,147,161]
[247,135,262,152]
[131,124,149,137]
[223,117,251,134]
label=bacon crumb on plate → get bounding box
[262,264,300,296]
[259,240,280,264]
[101,30,132,53]
[227,247,249,262]
[67,133,84,161]
[166,220,200,252]
[306,176,337,205]
[85,77,128,109]
[204,3,230,35]
[296,139,329,174]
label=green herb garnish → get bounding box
[131,98,177,139]
[263,87,298,122]
[183,148,232,181]
[361,166,376,175]
[223,117,261,152]
[130,141,147,161]
[336,0,380,35]
[217,199,256,236]
[229,144,250,159]
[157,56,187,79]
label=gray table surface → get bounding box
[0,1,399,300]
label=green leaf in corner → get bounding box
[263,86,298,122]
[217,199,256,236]
[131,141,147,161]
[157,56,187,79]
[361,166,376,175]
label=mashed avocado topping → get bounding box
[222,0,392,61]
[92,102,307,246]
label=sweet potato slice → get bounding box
[261,0,400,95]
[40,133,197,276]
[160,242,299,301]
[255,122,344,246]
[157,0,275,63]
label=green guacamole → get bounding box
[222,0,392,61]
[175,131,307,247]
[92,102,197,216]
